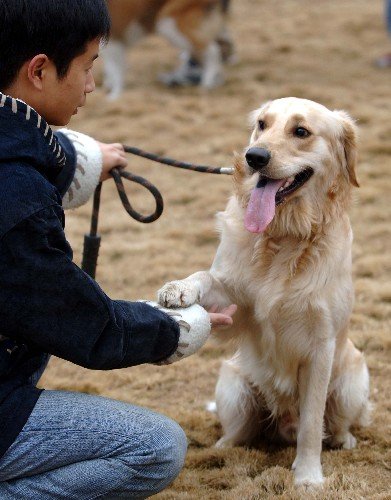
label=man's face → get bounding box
[43,38,100,126]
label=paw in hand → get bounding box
[158,280,200,308]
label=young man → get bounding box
[0,1,236,498]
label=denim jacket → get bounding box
[0,93,180,458]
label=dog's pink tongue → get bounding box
[245,179,285,233]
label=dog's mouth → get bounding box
[244,167,314,234]
[275,168,314,205]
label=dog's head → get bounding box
[234,97,359,237]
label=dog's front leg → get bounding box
[293,336,336,487]
[158,271,230,310]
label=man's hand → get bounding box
[98,142,128,181]
[208,304,237,329]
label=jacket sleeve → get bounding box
[0,204,180,369]
[55,129,103,210]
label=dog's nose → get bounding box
[245,148,271,171]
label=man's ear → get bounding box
[27,54,50,90]
[334,110,360,187]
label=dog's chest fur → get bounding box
[214,202,353,413]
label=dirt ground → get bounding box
[40,0,391,498]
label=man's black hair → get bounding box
[0,0,111,90]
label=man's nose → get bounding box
[85,71,96,94]
[245,147,271,171]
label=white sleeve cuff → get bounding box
[58,128,103,210]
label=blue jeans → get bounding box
[0,370,187,499]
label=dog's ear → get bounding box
[334,110,359,187]
[248,101,272,128]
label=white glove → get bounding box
[139,301,211,364]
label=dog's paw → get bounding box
[158,71,196,87]
[341,432,357,450]
[329,431,357,450]
[214,436,233,449]
[158,59,202,87]
[158,281,199,308]
[206,401,217,413]
[278,413,298,444]
[292,458,324,487]
[201,72,225,90]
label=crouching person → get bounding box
[0,1,236,498]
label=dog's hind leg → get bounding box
[102,20,146,99]
[101,39,127,100]
[159,50,203,87]
[200,41,224,89]
[156,16,198,87]
[216,27,237,65]
[157,2,225,88]
[325,341,371,449]
[216,0,237,65]
[215,359,262,448]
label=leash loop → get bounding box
[110,167,164,224]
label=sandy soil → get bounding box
[41,0,390,497]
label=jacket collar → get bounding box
[0,92,66,174]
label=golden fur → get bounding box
[108,0,223,45]
[158,97,371,487]
[103,0,234,98]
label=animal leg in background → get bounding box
[156,4,224,89]
[102,22,145,100]
[160,0,235,87]
[102,40,127,101]
[216,0,237,64]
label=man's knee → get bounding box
[118,416,187,497]
[147,417,187,490]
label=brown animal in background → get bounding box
[103,0,235,99]
[158,97,371,487]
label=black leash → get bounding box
[81,146,233,279]
[122,146,234,175]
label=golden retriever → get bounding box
[158,97,371,486]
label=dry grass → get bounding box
[41,0,391,497]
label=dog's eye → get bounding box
[294,127,311,138]
[258,120,266,131]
